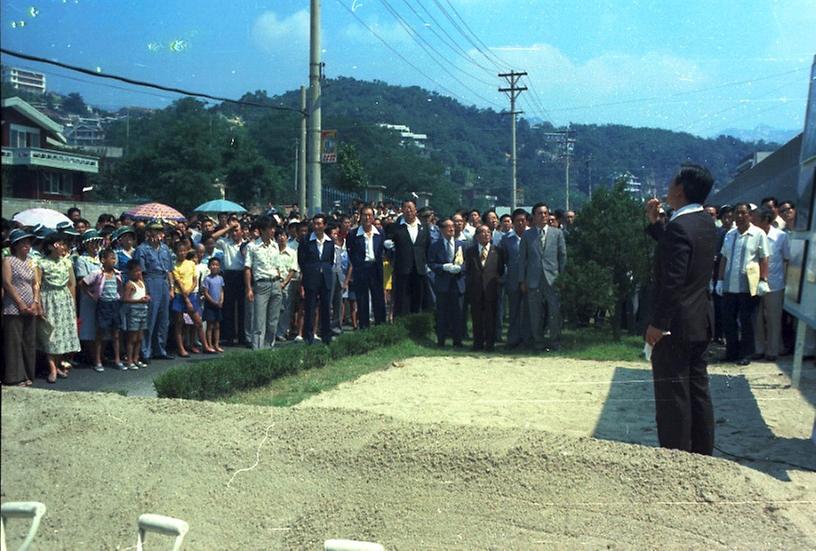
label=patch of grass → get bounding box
[222,340,447,407]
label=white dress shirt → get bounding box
[310,232,332,257]
[401,218,420,244]
[357,225,379,262]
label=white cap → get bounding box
[749,203,758,211]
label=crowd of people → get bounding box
[0,187,805,394]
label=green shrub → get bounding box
[154,316,421,400]
[399,312,434,341]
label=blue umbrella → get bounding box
[193,199,247,213]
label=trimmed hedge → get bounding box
[153,314,431,400]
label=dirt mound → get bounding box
[2,386,812,549]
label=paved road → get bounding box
[28,344,274,397]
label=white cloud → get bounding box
[251,10,309,55]
[340,16,413,47]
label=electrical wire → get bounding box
[333,0,467,104]
[442,0,513,70]
[0,47,306,115]
[430,0,506,72]
[375,0,503,106]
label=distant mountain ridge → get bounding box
[717,125,799,145]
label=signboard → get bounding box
[321,130,337,163]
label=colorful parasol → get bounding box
[125,202,186,221]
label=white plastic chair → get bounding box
[0,501,46,551]
[324,539,384,551]
[136,514,189,551]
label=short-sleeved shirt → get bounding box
[172,260,197,294]
[721,224,770,293]
[276,246,299,276]
[39,256,72,287]
[134,242,174,279]
[203,274,225,304]
[216,237,245,271]
[244,239,281,281]
[766,226,791,291]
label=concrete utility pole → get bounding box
[586,154,593,201]
[308,0,322,214]
[562,126,575,210]
[499,71,527,210]
[299,86,307,215]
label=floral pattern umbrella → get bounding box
[125,202,186,221]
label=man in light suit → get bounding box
[518,202,567,350]
[298,213,336,344]
[501,208,531,348]
[428,218,466,347]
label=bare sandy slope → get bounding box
[2,363,814,550]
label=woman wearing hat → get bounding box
[2,229,40,385]
[75,229,103,356]
[38,232,81,383]
[113,226,137,277]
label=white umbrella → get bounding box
[12,208,73,229]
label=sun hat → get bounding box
[55,221,80,236]
[81,229,103,242]
[9,228,35,244]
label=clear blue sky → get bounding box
[1,0,813,136]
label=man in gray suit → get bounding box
[500,208,531,348]
[518,202,567,350]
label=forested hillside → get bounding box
[93,77,779,212]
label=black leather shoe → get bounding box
[154,354,175,360]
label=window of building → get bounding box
[41,172,74,196]
[9,124,41,148]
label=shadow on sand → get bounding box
[592,366,816,481]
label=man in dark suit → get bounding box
[384,199,431,317]
[346,205,386,329]
[645,164,718,455]
[465,225,505,351]
[518,202,567,350]
[428,217,466,347]
[500,208,531,348]
[298,213,336,344]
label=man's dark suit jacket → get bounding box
[386,218,431,276]
[647,211,717,342]
[428,238,466,295]
[346,226,384,279]
[298,235,336,291]
[464,243,505,304]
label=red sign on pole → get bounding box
[321,130,337,163]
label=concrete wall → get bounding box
[2,198,139,225]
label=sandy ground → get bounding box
[1,356,815,549]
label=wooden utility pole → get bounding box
[499,71,527,210]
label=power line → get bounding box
[413,0,498,76]
[442,0,512,70]
[430,0,505,72]
[376,0,502,106]
[0,47,305,115]
[333,0,467,104]
[547,66,810,113]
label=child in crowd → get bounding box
[84,248,124,371]
[122,259,150,370]
[202,257,225,353]
[171,241,214,356]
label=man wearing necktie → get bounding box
[428,218,466,347]
[465,225,505,351]
[518,202,567,350]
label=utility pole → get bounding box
[499,71,527,210]
[308,0,322,214]
[299,86,307,215]
[586,155,593,201]
[562,126,575,210]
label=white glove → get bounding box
[757,280,770,296]
[450,265,462,274]
[442,263,455,273]
[383,239,395,250]
[714,281,723,296]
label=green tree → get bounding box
[334,142,368,191]
[62,92,88,114]
[558,181,653,340]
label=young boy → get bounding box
[122,259,150,369]
[171,241,214,356]
[202,257,225,353]
[84,248,124,371]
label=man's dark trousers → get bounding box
[722,292,759,360]
[353,262,385,329]
[222,269,245,344]
[436,291,463,346]
[651,335,714,455]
